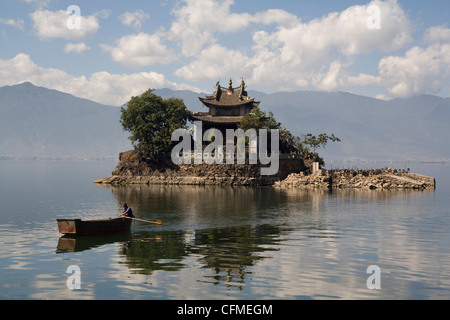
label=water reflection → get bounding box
[56,231,132,253]
[1,160,446,299]
[96,186,375,280]
[87,184,446,299]
[192,225,280,289]
[119,225,281,289]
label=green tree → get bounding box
[294,133,341,166]
[120,89,191,162]
[239,107,298,153]
[238,106,281,131]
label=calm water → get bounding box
[0,160,449,300]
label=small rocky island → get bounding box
[96,79,435,191]
[95,150,435,190]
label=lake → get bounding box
[0,160,449,300]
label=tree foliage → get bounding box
[120,89,191,162]
[239,106,341,166]
[294,133,341,166]
[238,106,281,131]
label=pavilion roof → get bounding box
[199,78,260,108]
[190,113,244,125]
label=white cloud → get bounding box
[64,42,91,54]
[174,0,413,93]
[22,0,53,9]
[95,9,112,20]
[0,54,200,106]
[118,9,150,30]
[174,44,252,81]
[0,18,25,30]
[424,25,450,44]
[377,42,450,98]
[312,61,347,92]
[15,0,450,100]
[101,32,177,68]
[344,25,450,99]
[168,0,253,57]
[251,9,300,28]
[30,9,99,40]
[167,1,299,58]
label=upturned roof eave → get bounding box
[199,97,259,108]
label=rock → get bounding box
[274,168,435,190]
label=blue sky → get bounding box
[0,0,449,106]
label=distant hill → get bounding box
[0,82,131,159]
[1,82,449,162]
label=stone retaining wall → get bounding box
[95,150,305,186]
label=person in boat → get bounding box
[119,203,134,218]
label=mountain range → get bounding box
[0,82,131,159]
[1,82,449,162]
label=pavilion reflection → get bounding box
[97,184,341,288]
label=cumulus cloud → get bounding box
[20,0,450,100]
[94,9,112,20]
[30,9,99,40]
[105,0,418,97]
[118,9,150,30]
[101,32,177,68]
[105,0,255,67]
[64,42,91,54]
[22,0,53,9]
[174,44,252,81]
[0,18,25,30]
[377,41,450,98]
[0,54,200,106]
[424,25,450,44]
[167,0,299,57]
[174,0,413,93]
[168,0,253,57]
[344,25,450,99]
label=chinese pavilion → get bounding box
[191,78,260,140]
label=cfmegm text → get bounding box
[177,304,273,317]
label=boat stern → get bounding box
[57,219,79,235]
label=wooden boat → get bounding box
[57,217,132,235]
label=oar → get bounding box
[125,216,162,226]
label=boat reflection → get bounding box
[56,231,132,253]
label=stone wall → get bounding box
[95,150,305,186]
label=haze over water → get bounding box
[0,160,449,300]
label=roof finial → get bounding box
[239,77,246,100]
[213,78,220,99]
[227,78,234,95]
